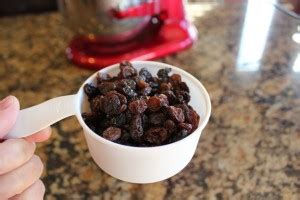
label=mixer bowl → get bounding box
[58,0,151,41]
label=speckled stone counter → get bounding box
[1,2,300,199]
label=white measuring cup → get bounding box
[6,61,211,183]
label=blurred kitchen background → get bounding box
[1,0,300,70]
[0,0,299,16]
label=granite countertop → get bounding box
[1,1,300,199]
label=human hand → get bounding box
[0,96,51,200]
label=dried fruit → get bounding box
[179,82,189,92]
[97,82,116,94]
[170,73,181,83]
[130,115,144,142]
[188,109,200,131]
[149,80,159,88]
[162,90,177,105]
[179,123,192,133]
[82,61,200,147]
[175,90,190,103]
[147,94,169,112]
[139,86,152,96]
[118,79,136,90]
[136,79,149,89]
[117,81,137,98]
[119,130,131,144]
[82,112,102,131]
[128,99,147,114]
[97,72,111,83]
[100,91,127,115]
[90,95,103,113]
[157,68,171,82]
[84,84,99,98]
[119,61,137,78]
[103,127,121,141]
[168,106,185,123]
[164,120,177,134]
[139,68,152,81]
[149,112,166,126]
[109,113,126,127]
[160,82,172,91]
[144,127,169,145]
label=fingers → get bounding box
[0,155,44,199]
[0,96,20,138]
[9,179,45,200]
[25,127,52,143]
[0,96,48,200]
[0,139,36,175]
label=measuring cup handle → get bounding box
[6,95,77,139]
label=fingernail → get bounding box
[0,96,13,110]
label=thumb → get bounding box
[0,96,20,138]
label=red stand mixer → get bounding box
[59,0,197,69]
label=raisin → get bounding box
[144,127,169,145]
[82,112,103,130]
[147,94,169,112]
[149,112,166,126]
[142,114,149,130]
[147,97,161,112]
[82,112,102,121]
[128,99,147,114]
[168,106,185,123]
[84,84,99,98]
[119,130,131,144]
[117,83,137,98]
[90,95,103,113]
[179,123,192,133]
[115,91,127,104]
[100,91,127,115]
[124,109,133,123]
[162,90,177,105]
[139,86,152,96]
[109,113,126,127]
[149,80,159,88]
[180,129,189,138]
[136,79,149,89]
[139,68,152,81]
[119,62,137,78]
[116,79,137,97]
[158,94,169,106]
[118,79,136,89]
[159,82,172,91]
[103,127,121,141]
[120,60,133,68]
[168,129,188,143]
[157,68,171,82]
[170,73,181,83]
[130,115,144,142]
[175,90,190,103]
[177,103,189,118]
[98,116,111,128]
[164,120,177,134]
[82,112,95,120]
[97,82,116,94]
[179,82,189,92]
[188,109,200,131]
[97,72,111,83]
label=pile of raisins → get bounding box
[82,61,200,147]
